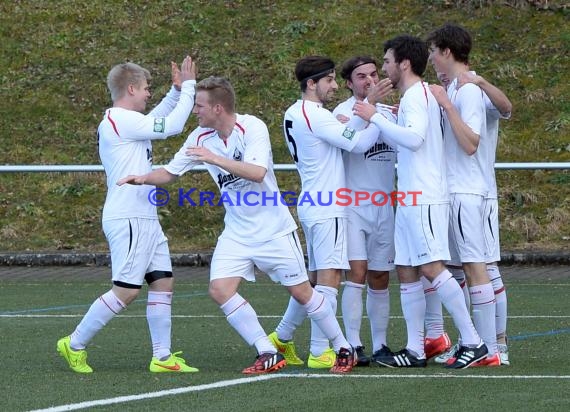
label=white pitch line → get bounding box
[3,314,570,319]
[28,373,570,412]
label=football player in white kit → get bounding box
[333,56,397,366]
[119,77,357,374]
[428,23,499,366]
[430,71,513,366]
[353,34,487,369]
[268,55,384,369]
[57,57,199,373]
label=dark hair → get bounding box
[294,56,335,92]
[383,35,429,77]
[196,76,235,113]
[340,56,377,81]
[426,23,472,64]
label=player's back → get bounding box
[283,99,346,222]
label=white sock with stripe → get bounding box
[487,265,508,340]
[147,291,172,360]
[310,285,338,356]
[221,293,275,354]
[433,269,479,346]
[70,290,126,350]
[422,276,444,339]
[305,289,349,353]
[470,283,498,355]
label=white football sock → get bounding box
[367,287,390,352]
[341,281,365,347]
[70,290,126,350]
[147,291,173,360]
[310,285,338,356]
[487,265,508,340]
[433,269,479,346]
[275,296,307,341]
[470,283,498,355]
[221,293,274,354]
[400,281,425,358]
[305,290,349,353]
[422,276,444,339]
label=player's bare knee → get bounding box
[367,270,389,289]
[111,282,141,305]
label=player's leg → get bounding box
[367,203,395,361]
[307,218,349,368]
[210,238,285,374]
[450,195,498,366]
[342,208,368,364]
[484,197,509,364]
[259,231,355,374]
[374,207,426,368]
[57,218,143,373]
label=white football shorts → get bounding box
[103,218,172,286]
[483,197,501,263]
[448,193,487,265]
[210,231,308,287]
[394,203,450,267]
[301,217,350,271]
[346,204,395,271]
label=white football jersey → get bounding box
[387,81,448,205]
[283,99,377,223]
[165,113,297,243]
[481,93,510,199]
[98,81,196,221]
[333,96,396,195]
[444,79,488,196]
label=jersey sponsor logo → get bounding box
[217,172,241,189]
[342,127,356,140]
[233,148,242,161]
[364,142,395,159]
[153,118,166,133]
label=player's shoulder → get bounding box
[334,96,355,111]
[236,113,269,133]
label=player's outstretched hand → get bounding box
[172,61,182,90]
[181,56,197,83]
[117,175,145,186]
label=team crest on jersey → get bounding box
[342,127,356,141]
[233,148,242,161]
[153,118,165,133]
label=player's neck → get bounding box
[448,62,469,83]
[399,74,422,94]
[217,113,237,141]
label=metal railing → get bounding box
[1,162,569,173]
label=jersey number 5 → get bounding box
[284,120,298,162]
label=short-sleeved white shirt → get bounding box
[393,81,448,205]
[98,81,196,221]
[444,79,487,196]
[333,96,396,196]
[165,113,297,243]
